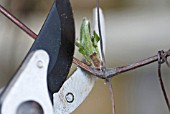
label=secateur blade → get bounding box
[27,0,75,94]
[53,7,106,114]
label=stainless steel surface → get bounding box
[0,50,53,114]
[17,101,44,114]
[92,7,106,57]
[1,0,170,114]
[53,8,106,114]
[53,68,96,114]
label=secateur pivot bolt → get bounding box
[65,92,74,103]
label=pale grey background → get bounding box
[0,0,170,114]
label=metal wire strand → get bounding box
[157,51,170,111]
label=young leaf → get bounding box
[92,31,100,48]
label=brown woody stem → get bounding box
[1,4,170,79]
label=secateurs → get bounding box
[0,0,105,113]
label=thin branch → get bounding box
[1,3,170,113]
[105,51,170,78]
[114,55,158,76]
[73,57,104,77]
[106,78,115,114]
[96,2,115,114]
[0,4,94,74]
[158,62,170,111]
[157,51,170,111]
[1,4,170,80]
[0,4,108,78]
[0,4,37,39]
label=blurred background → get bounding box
[0,0,170,114]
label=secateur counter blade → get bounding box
[53,7,106,114]
[28,0,75,94]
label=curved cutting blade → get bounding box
[53,7,106,114]
[53,68,96,114]
[27,0,75,94]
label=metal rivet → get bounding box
[37,60,43,68]
[65,92,74,103]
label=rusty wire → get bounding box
[1,4,170,111]
[1,3,170,79]
[157,51,170,111]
